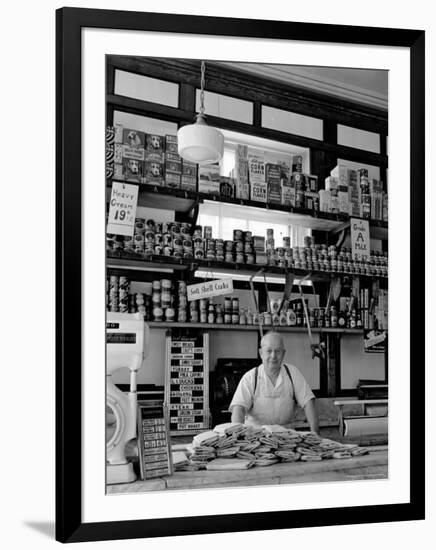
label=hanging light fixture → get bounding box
[177,61,224,165]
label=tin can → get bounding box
[193,236,203,248]
[173,249,183,258]
[163,245,173,256]
[178,295,187,308]
[243,231,252,242]
[225,252,234,263]
[173,236,183,248]
[153,306,163,321]
[216,253,224,262]
[244,242,253,254]
[224,297,232,312]
[232,297,239,312]
[193,225,202,237]
[236,252,244,263]
[134,218,146,234]
[119,276,129,292]
[135,293,145,305]
[190,309,199,323]
[283,237,290,248]
[246,253,255,264]
[152,280,161,291]
[177,308,187,323]
[154,245,163,256]
[162,233,172,246]
[171,223,181,235]
[109,275,119,293]
[233,229,243,241]
[200,310,207,323]
[206,251,216,261]
[199,298,208,311]
[235,241,244,252]
[181,223,191,235]
[224,312,232,324]
[204,226,213,239]
[178,280,187,294]
[232,313,239,324]
[145,219,155,230]
[152,291,161,306]
[264,312,272,325]
[266,228,274,238]
[134,234,144,248]
[194,248,204,259]
[225,240,234,250]
[165,306,175,322]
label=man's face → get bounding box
[259,336,285,371]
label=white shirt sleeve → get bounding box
[287,364,315,409]
[228,369,256,413]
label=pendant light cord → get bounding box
[199,61,206,116]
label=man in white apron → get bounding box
[229,331,319,432]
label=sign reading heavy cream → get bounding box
[107,181,138,236]
[350,218,370,260]
[187,279,233,301]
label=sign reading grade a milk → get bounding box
[107,181,138,236]
[350,218,370,260]
[187,279,233,301]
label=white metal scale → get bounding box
[106,312,149,484]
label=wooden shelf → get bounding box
[106,252,388,282]
[146,321,363,334]
[107,180,388,234]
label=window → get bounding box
[262,106,323,140]
[114,70,179,107]
[196,90,253,124]
[198,202,310,248]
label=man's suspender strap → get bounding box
[253,364,296,400]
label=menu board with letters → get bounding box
[165,331,210,435]
[137,403,172,480]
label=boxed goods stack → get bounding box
[198,163,220,196]
[280,161,293,206]
[358,169,371,219]
[106,125,198,191]
[304,174,319,211]
[370,179,383,220]
[144,134,165,186]
[248,150,267,203]
[348,169,361,217]
[331,164,349,215]
[234,145,250,200]
[122,128,146,183]
[164,135,181,189]
[265,163,282,205]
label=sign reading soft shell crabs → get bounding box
[187,279,233,301]
[350,218,370,260]
[107,181,138,236]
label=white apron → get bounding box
[245,365,297,428]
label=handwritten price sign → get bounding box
[107,182,138,236]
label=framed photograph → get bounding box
[56,7,425,543]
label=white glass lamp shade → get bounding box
[177,116,224,165]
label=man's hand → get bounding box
[231,405,246,424]
[304,398,319,434]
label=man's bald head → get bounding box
[259,332,285,372]
[260,331,284,350]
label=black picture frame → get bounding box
[56,7,425,543]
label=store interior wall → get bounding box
[110,66,386,393]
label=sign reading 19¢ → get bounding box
[107,182,138,236]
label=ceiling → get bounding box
[217,62,388,111]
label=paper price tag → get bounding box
[107,181,138,236]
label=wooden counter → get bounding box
[107,446,388,494]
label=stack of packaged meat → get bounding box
[175,423,369,471]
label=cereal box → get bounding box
[292,154,303,173]
[182,160,198,178]
[348,169,361,216]
[198,164,220,196]
[181,175,197,192]
[319,189,331,213]
[219,176,234,198]
[165,135,179,154]
[114,124,124,144]
[146,134,165,152]
[165,152,182,174]
[306,174,319,193]
[235,145,250,200]
[265,163,281,204]
[248,151,266,203]
[122,129,146,161]
[164,171,181,189]
[122,158,144,183]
